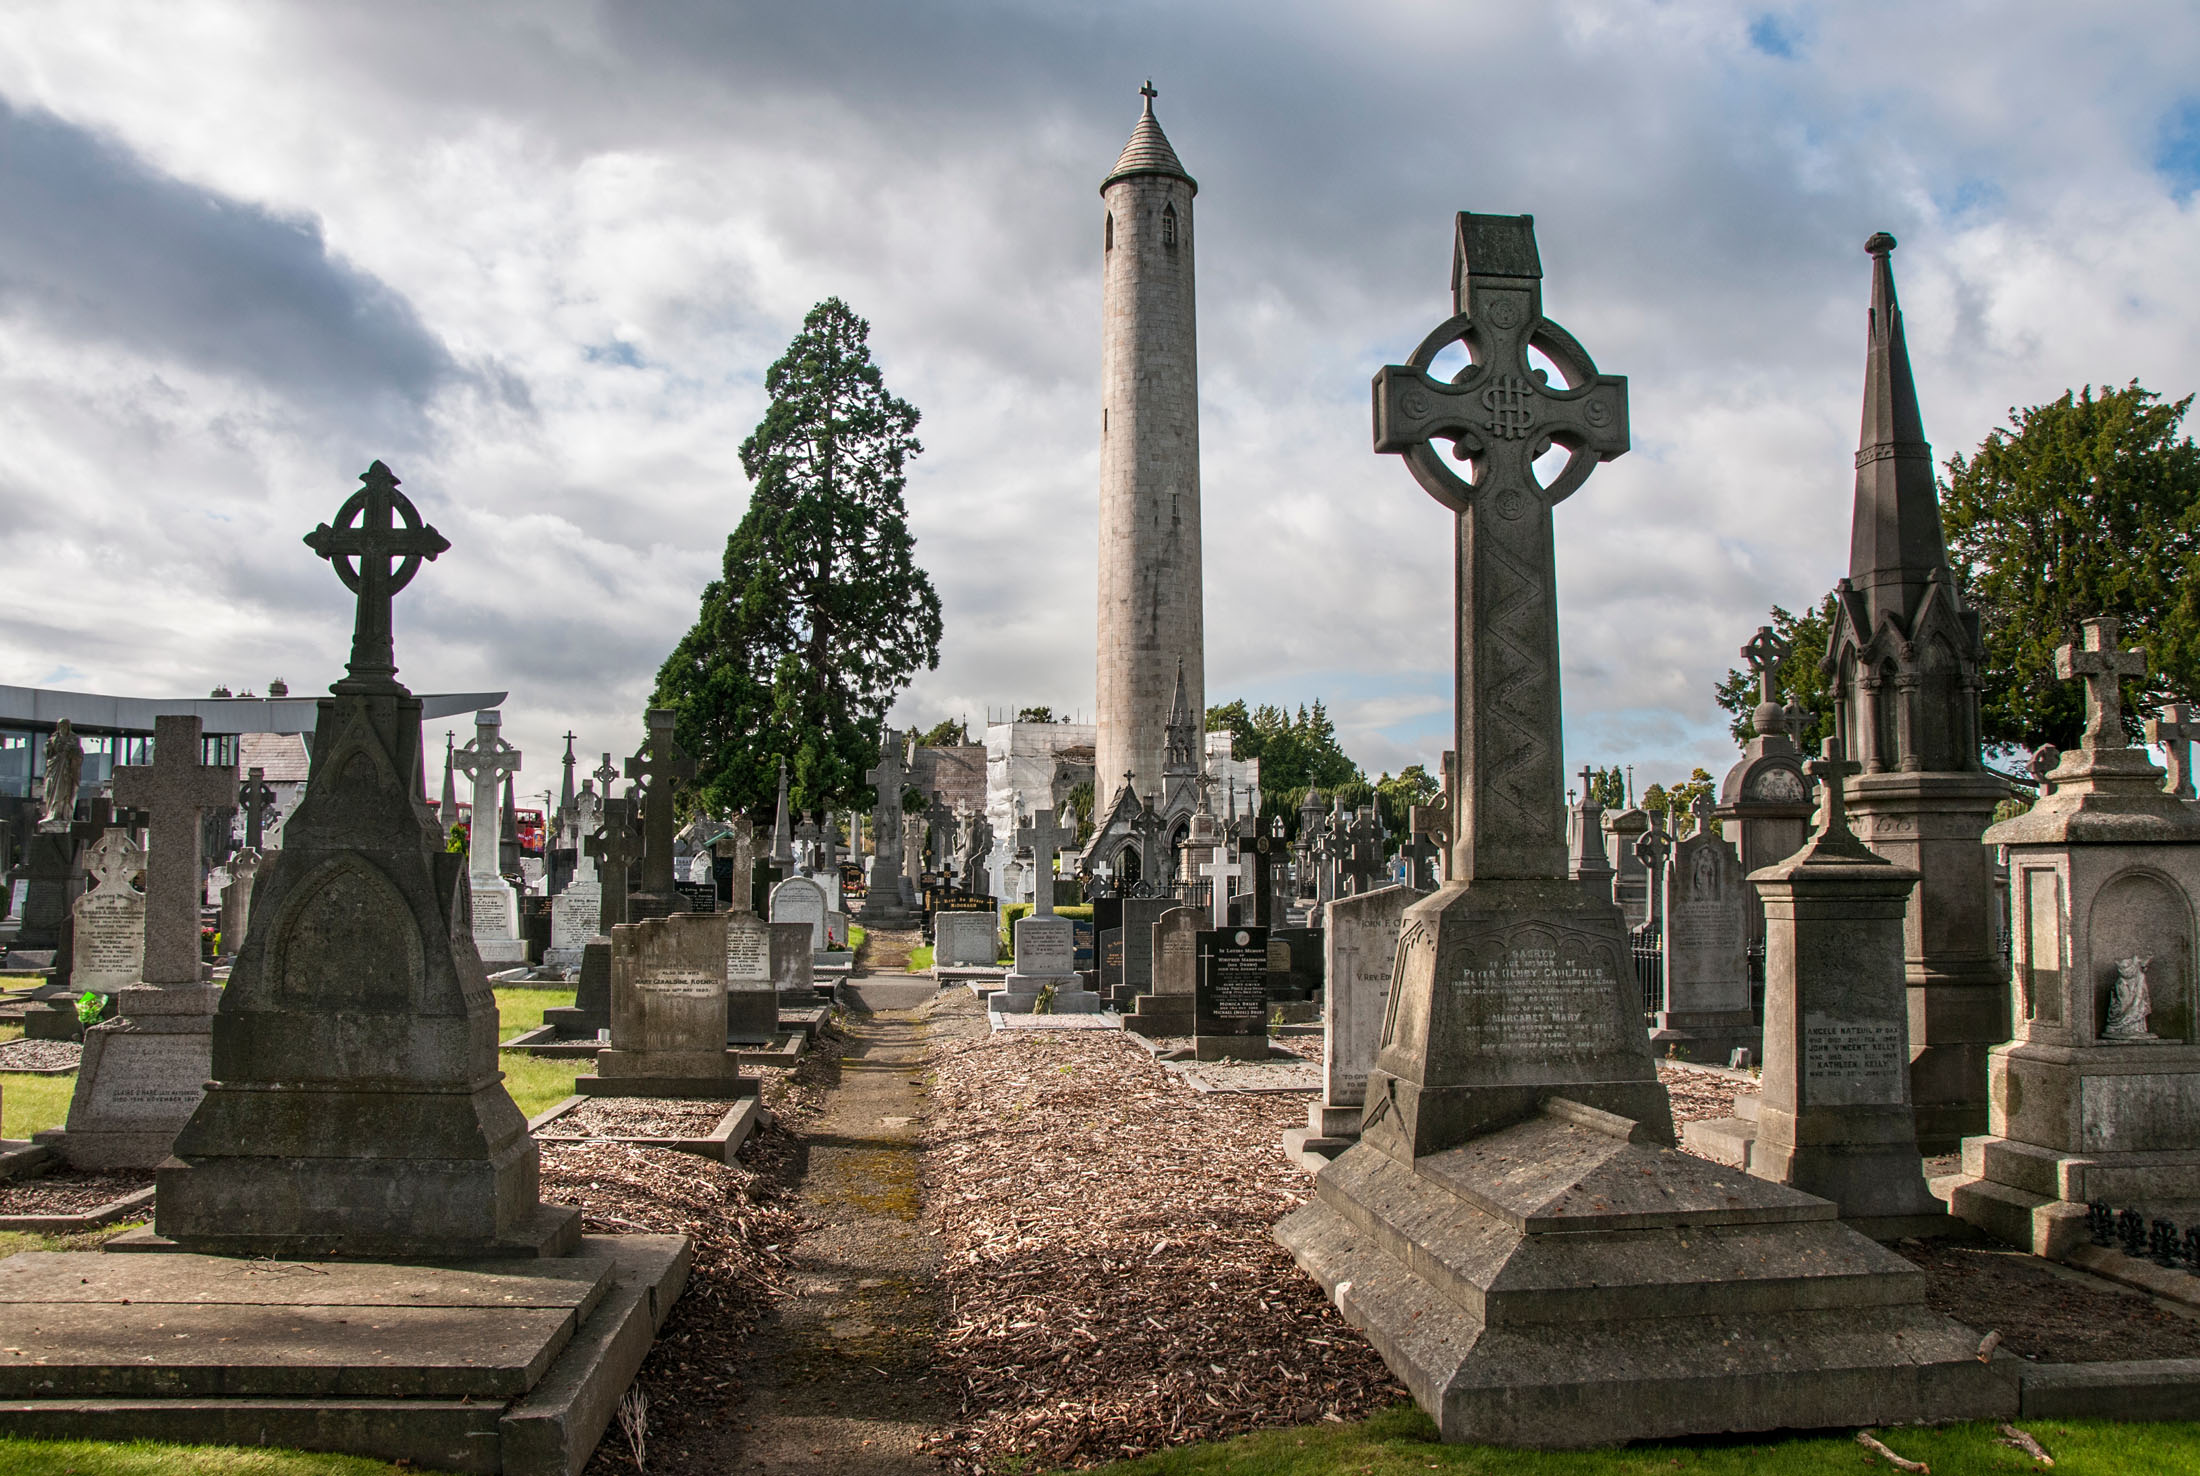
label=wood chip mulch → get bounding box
[1895,1239,2200,1363]
[922,1027,1403,1473]
[568,1018,844,1476]
[1659,1061,1755,1124]
[0,1169,153,1215]
[554,1097,740,1138]
[0,1038,80,1072]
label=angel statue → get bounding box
[2103,955,2159,1042]
[39,720,83,831]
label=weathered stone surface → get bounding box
[1652,806,1757,1064]
[931,909,998,969]
[724,910,776,1044]
[1946,620,2200,1254]
[1114,897,1173,1003]
[1305,886,1416,1149]
[769,876,827,955]
[157,462,575,1260]
[769,920,815,1001]
[581,911,749,1098]
[453,709,525,967]
[1124,905,1198,1037]
[68,828,143,995]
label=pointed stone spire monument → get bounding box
[157,461,579,1257]
[1824,233,2008,1151]
[1096,82,1203,814]
[1277,215,2007,1445]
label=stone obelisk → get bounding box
[1095,82,1203,811]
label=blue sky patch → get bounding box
[2156,98,2200,198]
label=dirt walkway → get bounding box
[722,931,947,1473]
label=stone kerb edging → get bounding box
[0,1181,155,1234]
[527,1094,767,1164]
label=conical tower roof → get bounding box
[1847,232,1950,631]
[1103,82,1196,195]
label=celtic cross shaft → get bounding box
[626,708,696,897]
[1372,213,1629,881]
[304,461,450,694]
[452,711,522,881]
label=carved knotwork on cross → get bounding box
[303,461,450,694]
[2147,702,2200,802]
[83,827,143,895]
[2057,617,2148,752]
[1371,213,1629,881]
[1742,625,1790,708]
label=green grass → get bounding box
[850,924,867,951]
[1086,1406,2200,1476]
[491,986,575,1040]
[0,1437,407,1474]
[907,944,935,971]
[3,1071,74,1138]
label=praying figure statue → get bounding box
[40,719,83,831]
[2103,954,2158,1042]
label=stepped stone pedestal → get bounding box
[579,911,752,1099]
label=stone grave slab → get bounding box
[1125,905,1197,1037]
[1652,817,1757,1064]
[932,908,999,969]
[546,852,601,972]
[724,910,776,1043]
[769,876,827,955]
[581,912,751,1098]
[1112,896,1173,1008]
[1291,886,1414,1166]
[770,920,816,1002]
[67,829,143,995]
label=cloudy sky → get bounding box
[2,1,2197,806]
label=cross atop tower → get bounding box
[113,714,236,987]
[303,461,450,694]
[1372,213,1629,882]
[2056,617,2147,751]
[1140,79,1156,103]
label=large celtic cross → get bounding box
[1372,213,1629,881]
[452,710,522,880]
[304,461,450,694]
[586,794,641,932]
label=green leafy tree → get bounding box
[915,718,968,747]
[1375,765,1440,845]
[1065,780,1095,846]
[1578,765,1625,809]
[1016,705,1055,724]
[1645,767,1717,824]
[1713,596,1838,751]
[655,298,942,817]
[1206,701,1260,760]
[1943,382,2200,751]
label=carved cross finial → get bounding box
[1805,737,1864,840]
[626,708,696,896]
[585,794,640,932]
[84,827,142,894]
[452,710,522,879]
[1742,625,1791,707]
[2147,702,2200,801]
[2056,617,2148,751]
[1140,79,1157,104]
[239,765,277,850]
[303,461,450,693]
[593,751,617,796]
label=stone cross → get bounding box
[1372,212,1629,881]
[112,714,234,987]
[1804,738,1864,840]
[1409,751,1455,886]
[866,730,907,859]
[593,752,617,795]
[2147,702,2200,801]
[85,827,142,894]
[558,732,578,815]
[452,710,521,880]
[1631,825,1671,896]
[1016,807,1073,917]
[302,460,450,693]
[239,766,277,851]
[1200,853,1245,928]
[2056,617,2147,751]
[925,797,954,873]
[1742,625,1790,708]
[626,708,695,897]
[586,794,641,933]
[771,760,793,863]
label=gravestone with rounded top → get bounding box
[770,875,828,954]
[158,462,576,1256]
[1651,795,1757,1063]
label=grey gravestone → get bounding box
[218,847,264,961]
[770,920,816,1001]
[546,847,601,971]
[580,910,750,1098]
[1301,886,1416,1153]
[770,875,827,955]
[1125,905,1197,1037]
[1194,926,1271,1060]
[932,909,999,969]
[68,828,144,996]
[543,796,631,1038]
[1267,926,1324,1002]
[63,714,233,1170]
[1946,620,2200,1254]
[1113,896,1173,1007]
[1277,217,2003,1442]
[724,910,776,1043]
[997,911,1090,1011]
[626,709,697,917]
[1716,626,1813,954]
[158,462,578,1257]
[1651,801,1756,1063]
[453,710,524,966]
[1685,741,1941,1231]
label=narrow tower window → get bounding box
[1105,212,1114,251]
[1161,203,1178,249]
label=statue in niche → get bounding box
[2103,954,2159,1042]
[40,719,83,831]
[1690,846,1720,902]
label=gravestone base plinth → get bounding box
[20,999,82,1041]
[1284,1101,1365,1167]
[1122,993,1193,1037]
[578,1051,755,1099]
[1277,1100,2013,1445]
[542,938,611,1038]
[991,977,1103,1014]
[52,985,217,1170]
[1190,1032,1274,1062]
[1647,1008,1760,1069]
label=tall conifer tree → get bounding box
[656,299,942,816]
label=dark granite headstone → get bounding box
[1195,925,1271,1061]
[1099,928,1123,996]
[1267,927,1325,1001]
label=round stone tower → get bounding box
[1096,82,1203,812]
